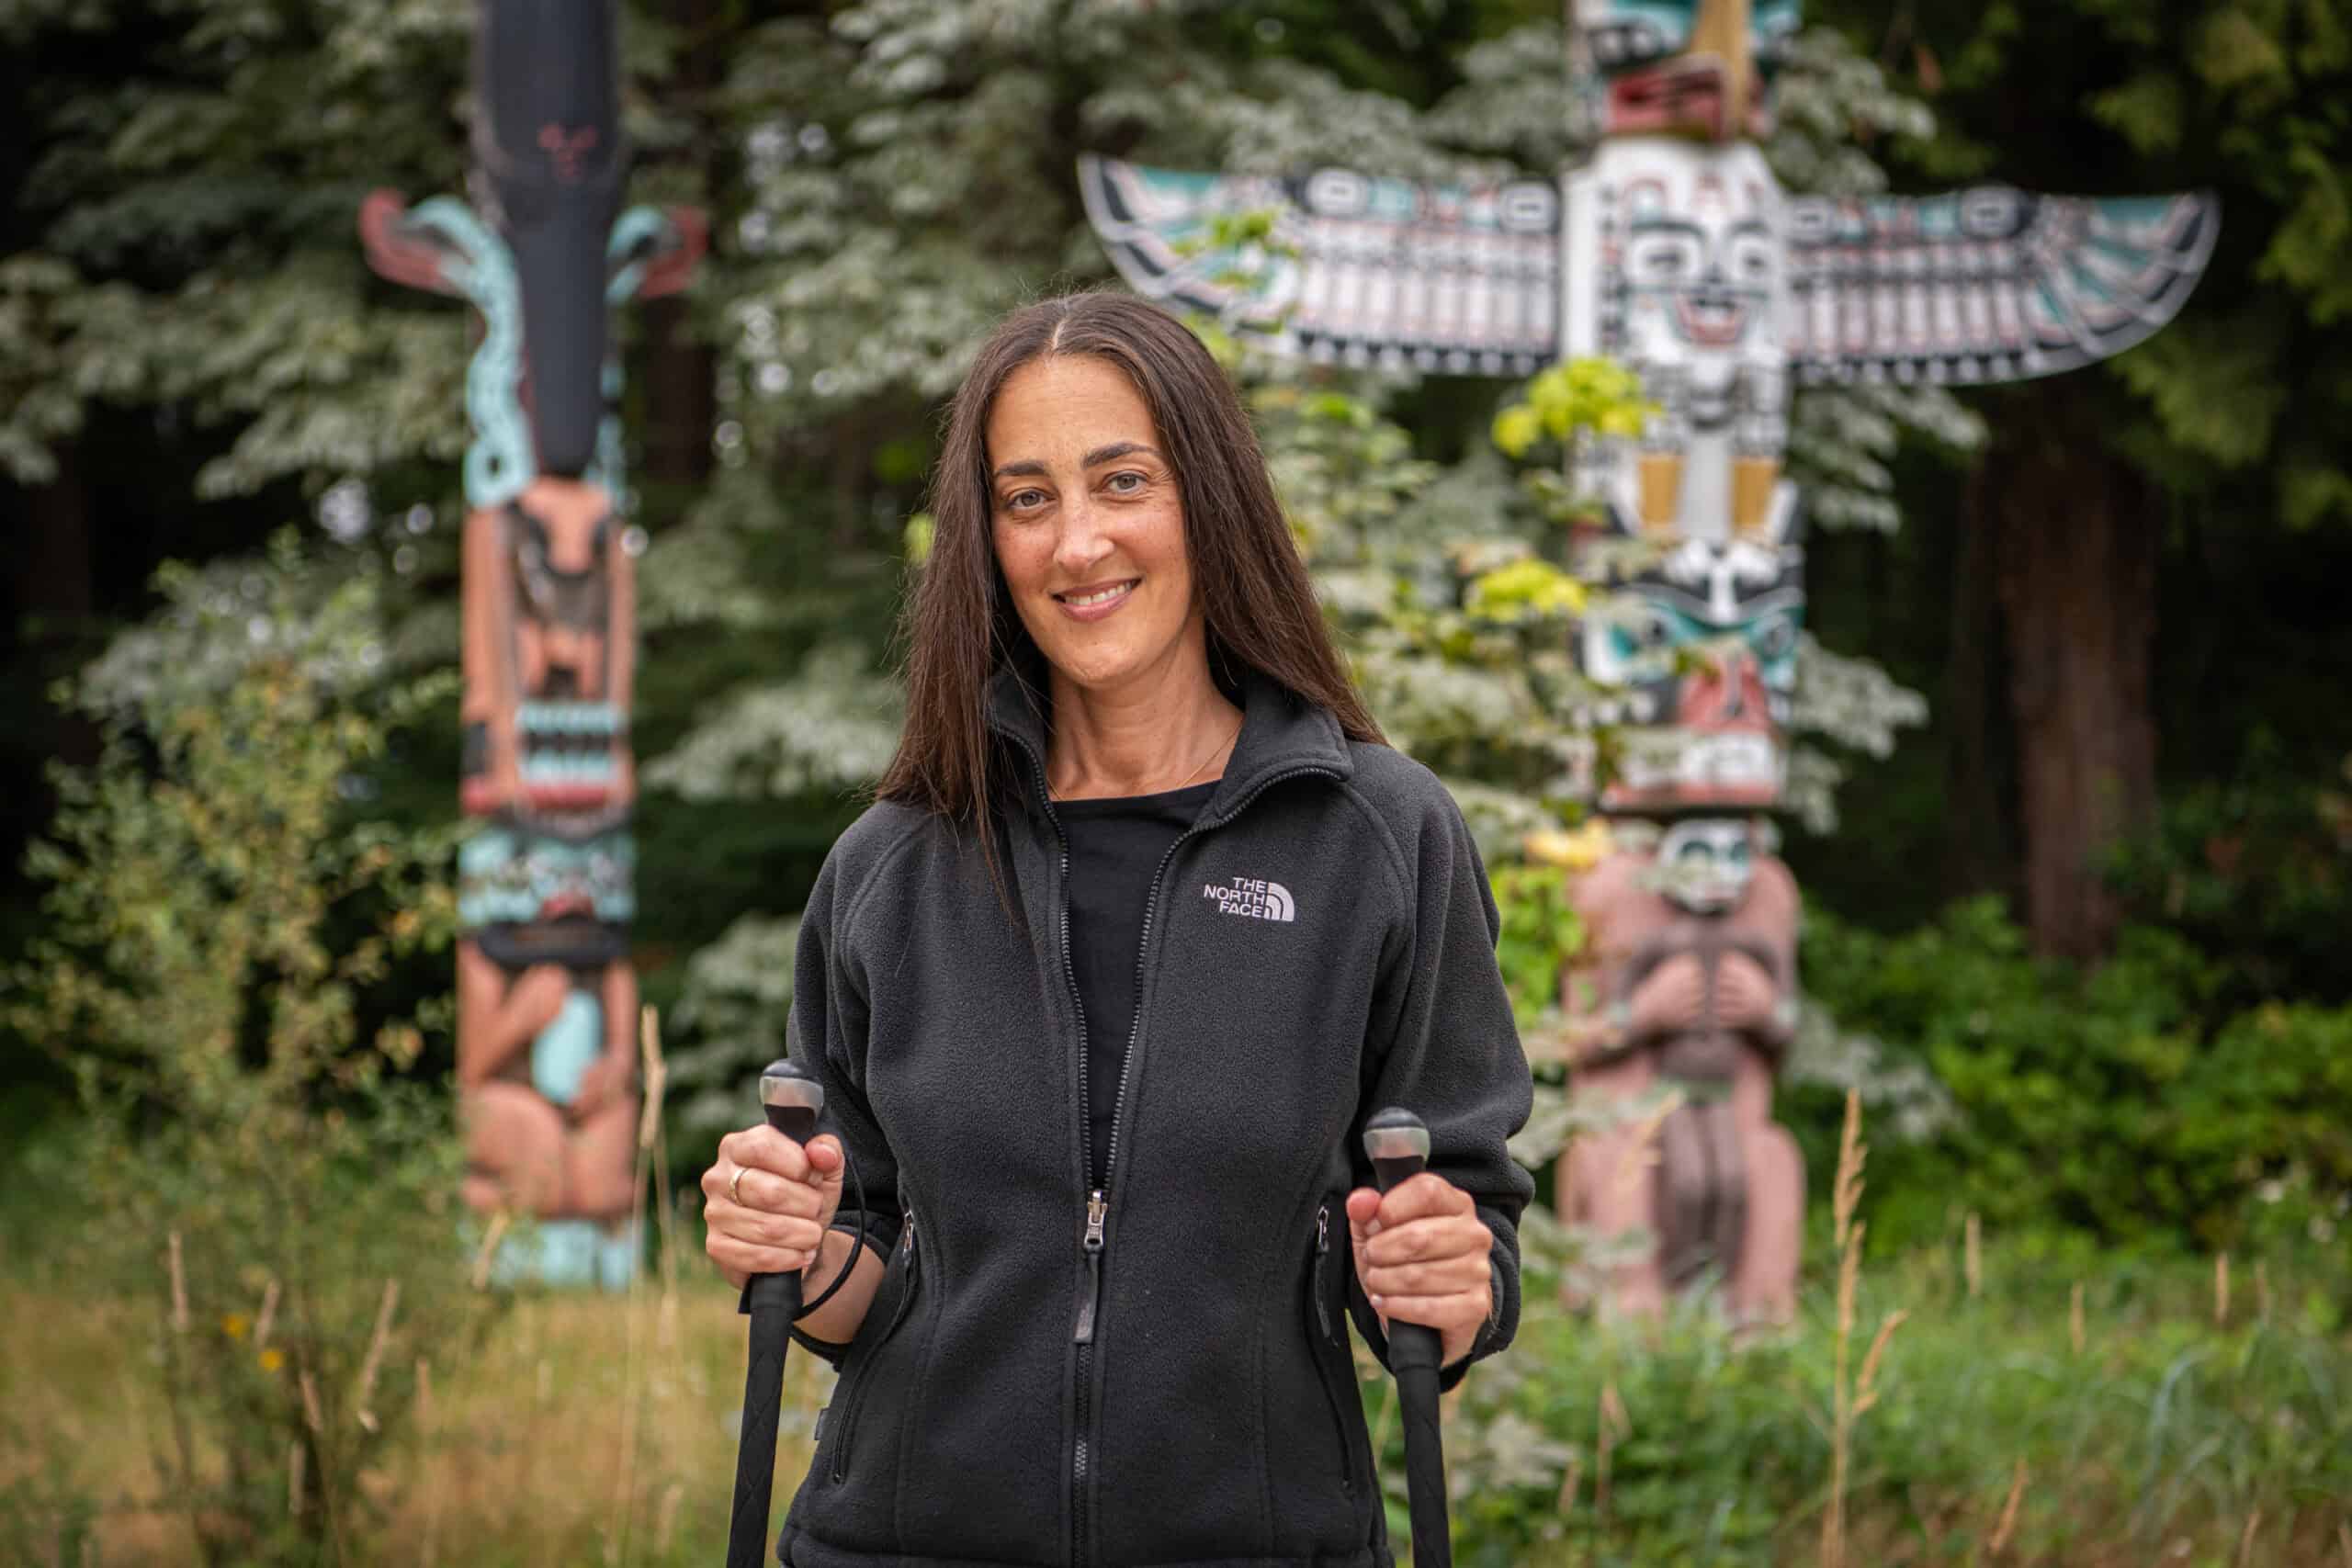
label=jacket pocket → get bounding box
[1305,1198,1358,1494]
[827,1208,921,1484]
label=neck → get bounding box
[1045,630,1242,800]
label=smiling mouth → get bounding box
[1054,579,1139,608]
[1674,291,1750,346]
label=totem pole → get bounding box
[362,0,704,1287]
[1078,0,2213,1320]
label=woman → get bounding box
[703,291,1532,1568]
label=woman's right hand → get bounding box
[702,1126,846,1291]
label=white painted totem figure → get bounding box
[1079,0,2215,1320]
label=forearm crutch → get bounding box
[1363,1107,1452,1568]
[724,1058,822,1568]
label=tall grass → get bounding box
[5,1082,2348,1565]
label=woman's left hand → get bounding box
[1345,1174,1494,1371]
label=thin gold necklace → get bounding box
[1054,714,1241,800]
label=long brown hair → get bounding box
[876,290,1384,830]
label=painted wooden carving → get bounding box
[1079,0,2213,1321]
[362,0,702,1286]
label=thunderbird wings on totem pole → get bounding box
[360,0,704,1286]
[1079,0,2214,1320]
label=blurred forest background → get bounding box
[3,1,2350,1563]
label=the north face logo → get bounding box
[1202,875,1295,922]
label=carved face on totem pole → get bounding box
[1577,522,1803,811]
[1579,142,1794,548]
[1654,817,1762,913]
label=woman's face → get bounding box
[987,354,1201,694]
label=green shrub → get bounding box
[1796,897,2352,1253]
[5,541,500,1565]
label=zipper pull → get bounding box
[1075,1190,1107,1344]
[1312,1203,1334,1341]
[902,1205,917,1255]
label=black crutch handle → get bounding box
[725,1058,825,1568]
[1362,1107,1451,1568]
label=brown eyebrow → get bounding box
[989,442,1164,482]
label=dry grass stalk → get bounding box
[1596,1381,1629,1523]
[300,1366,325,1434]
[1555,1448,1583,1517]
[614,1035,662,1568]
[654,1481,685,1555]
[2255,1259,2271,1324]
[1597,1088,1686,1214]
[1852,1309,1909,1416]
[415,1358,440,1568]
[637,1004,668,1155]
[1821,1089,1868,1568]
[2070,1280,2086,1356]
[469,1211,512,1291]
[288,1438,305,1518]
[254,1277,281,1352]
[1964,1211,1982,1301]
[2216,1252,2231,1327]
[2235,1507,2261,1567]
[640,1005,683,1344]
[2335,1519,2350,1565]
[354,1279,401,1433]
[1988,1459,2027,1553]
[167,1232,188,1333]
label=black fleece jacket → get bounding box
[770,669,1534,1568]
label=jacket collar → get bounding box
[985,660,1355,824]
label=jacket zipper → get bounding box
[1013,735,1340,1565]
[827,1207,918,1483]
[1310,1201,1356,1493]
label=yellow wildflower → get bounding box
[1523,818,1614,871]
[259,1348,286,1373]
[221,1313,252,1340]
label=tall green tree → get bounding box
[1810,0,2352,958]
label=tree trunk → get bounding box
[639,292,714,493]
[1945,462,2016,902]
[1985,395,2159,961]
[18,438,95,628]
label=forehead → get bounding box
[986,355,1157,456]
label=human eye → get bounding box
[1104,470,1148,494]
[999,487,1048,514]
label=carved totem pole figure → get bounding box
[363,0,703,1286]
[1079,0,2213,1319]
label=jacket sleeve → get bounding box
[752,841,907,1366]
[1345,777,1536,1392]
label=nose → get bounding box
[1051,496,1116,579]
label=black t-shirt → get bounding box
[1056,779,1219,1193]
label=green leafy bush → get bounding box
[5,542,500,1565]
[1796,897,2352,1253]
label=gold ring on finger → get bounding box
[729,1166,748,1206]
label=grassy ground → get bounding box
[3,1153,2346,1568]
[0,1261,822,1568]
